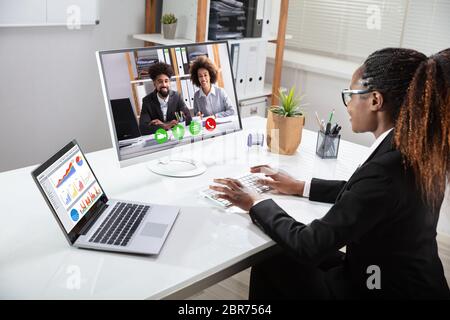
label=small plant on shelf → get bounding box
[161,13,177,25]
[161,13,178,39]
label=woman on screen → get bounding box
[190,56,235,118]
[211,48,450,299]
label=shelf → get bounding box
[133,33,292,46]
[143,0,289,106]
[133,33,194,46]
[238,84,273,102]
[227,34,292,45]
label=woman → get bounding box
[190,56,235,118]
[210,48,450,299]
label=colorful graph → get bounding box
[70,208,79,222]
[55,162,76,188]
[75,156,83,167]
[64,191,71,205]
[79,185,102,214]
[76,179,84,192]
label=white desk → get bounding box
[0,116,367,299]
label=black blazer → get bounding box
[250,131,450,299]
[139,90,192,135]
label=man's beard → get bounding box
[158,87,169,98]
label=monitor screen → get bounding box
[96,41,242,164]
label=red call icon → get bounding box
[205,118,216,131]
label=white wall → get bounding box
[0,0,145,172]
[266,58,374,148]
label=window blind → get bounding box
[401,0,450,55]
[286,0,430,58]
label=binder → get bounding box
[244,42,259,96]
[180,79,191,109]
[163,48,172,66]
[180,47,190,74]
[255,41,267,93]
[230,43,240,82]
[175,47,185,76]
[245,41,266,96]
[244,0,255,37]
[157,49,165,63]
[253,0,263,37]
[244,0,263,37]
[234,42,248,98]
[187,80,196,109]
[262,0,272,38]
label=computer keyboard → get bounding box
[201,173,271,207]
[89,202,149,246]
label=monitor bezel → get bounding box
[31,140,109,245]
[96,40,243,167]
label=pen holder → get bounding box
[316,131,340,159]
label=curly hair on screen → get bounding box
[189,56,218,87]
[361,47,450,209]
[148,62,174,81]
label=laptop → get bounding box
[31,140,179,255]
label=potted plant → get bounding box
[161,13,178,39]
[266,86,306,155]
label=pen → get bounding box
[330,123,338,135]
[325,122,331,135]
[328,109,335,123]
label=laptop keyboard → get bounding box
[89,202,150,246]
[201,173,271,207]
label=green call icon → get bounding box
[172,124,185,140]
[155,128,168,144]
[189,121,201,136]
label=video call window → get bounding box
[97,41,242,162]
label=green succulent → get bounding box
[161,13,178,24]
[270,86,306,117]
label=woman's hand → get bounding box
[210,178,260,211]
[250,165,305,196]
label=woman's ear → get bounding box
[369,91,384,111]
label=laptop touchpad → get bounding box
[140,222,168,238]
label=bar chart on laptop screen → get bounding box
[49,151,100,222]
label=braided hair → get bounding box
[361,48,450,209]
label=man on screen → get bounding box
[139,62,192,135]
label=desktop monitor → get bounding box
[96,41,242,177]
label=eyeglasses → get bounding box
[341,89,373,107]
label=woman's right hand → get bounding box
[250,165,305,196]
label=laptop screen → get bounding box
[34,142,105,234]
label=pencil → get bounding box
[315,111,323,131]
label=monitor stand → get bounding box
[146,157,207,177]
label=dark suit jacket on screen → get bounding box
[139,90,192,135]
